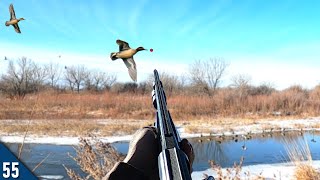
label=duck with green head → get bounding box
[110,39,146,82]
[5,4,25,33]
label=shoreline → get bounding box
[1,118,320,179]
[191,160,320,180]
[1,117,319,145]
[1,127,319,145]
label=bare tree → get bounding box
[45,62,62,89]
[64,65,89,93]
[230,73,252,98]
[0,60,26,98]
[96,72,117,90]
[179,74,188,89]
[204,58,228,90]
[189,58,228,94]
[251,82,275,95]
[189,59,206,86]
[29,62,47,92]
[85,71,117,91]
[0,57,47,98]
[231,74,251,88]
[146,72,185,94]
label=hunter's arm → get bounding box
[103,162,148,180]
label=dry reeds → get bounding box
[0,119,150,136]
[1,85,320,121]
[284,137,320,180]
[64,136,125,180]
[208,157,248,180]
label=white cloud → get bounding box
[1,43,319,90]
[224,55,320,90]
[0,43,188,83]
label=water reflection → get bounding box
[5,143,83,179]
[188,131,320,171]
[1,131,320,177]
[191,139,228,166]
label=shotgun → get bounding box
[152,69,192,180]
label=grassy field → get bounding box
[1,85,320,121]
[1,90,320,179]
[0,87,320,136]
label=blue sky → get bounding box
[0,0,319,89]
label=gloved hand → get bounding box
[123,127,195,179]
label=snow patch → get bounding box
[38,175,64,180]
[191,161,320,180]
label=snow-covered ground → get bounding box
[191,161,320,180]
[34,161,320,180]
[1,117,320,179]
[1,117,319,145]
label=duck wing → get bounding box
[116,39,131,51]
[12,23,21,33]
[122,57,137,82]
[9,4,16,20]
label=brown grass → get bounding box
[284,137,320,180]
[0,119,151,136]
[1,86,320,121]
[1,86,320,136]
[207,157,265,180]
[294,164,320,180]
[64,136,125,180]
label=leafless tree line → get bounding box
[0,56,276,99]
[0,57,117,98]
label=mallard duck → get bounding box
[110,39,146,82]
[5,4,25,33]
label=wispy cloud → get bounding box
[128,0,149,39]
[1,0,320,89]
[223,51,320,89]
[0,43,188,83]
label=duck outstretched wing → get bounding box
[122,57,137,82]
[13,24,21,33]
[116,39,130,51]
[9,4,16,20]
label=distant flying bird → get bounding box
[64,66,67,69]
[110,39,146,82]
[5,4,25,33]
[4,56,7,60]
[58,55,61,58]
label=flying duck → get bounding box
[110,39,146,82]
[5,4,25,33]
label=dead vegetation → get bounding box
[284,136,320,180]
[1,84,320,121]
[64,136,125,180]
[1,58,320,121]
[205,157,265,180]
[0,119,151,136]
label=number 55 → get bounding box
[3,162,19,178]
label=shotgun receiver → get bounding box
[152,69,192,180]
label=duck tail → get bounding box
[110,52,118,61]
